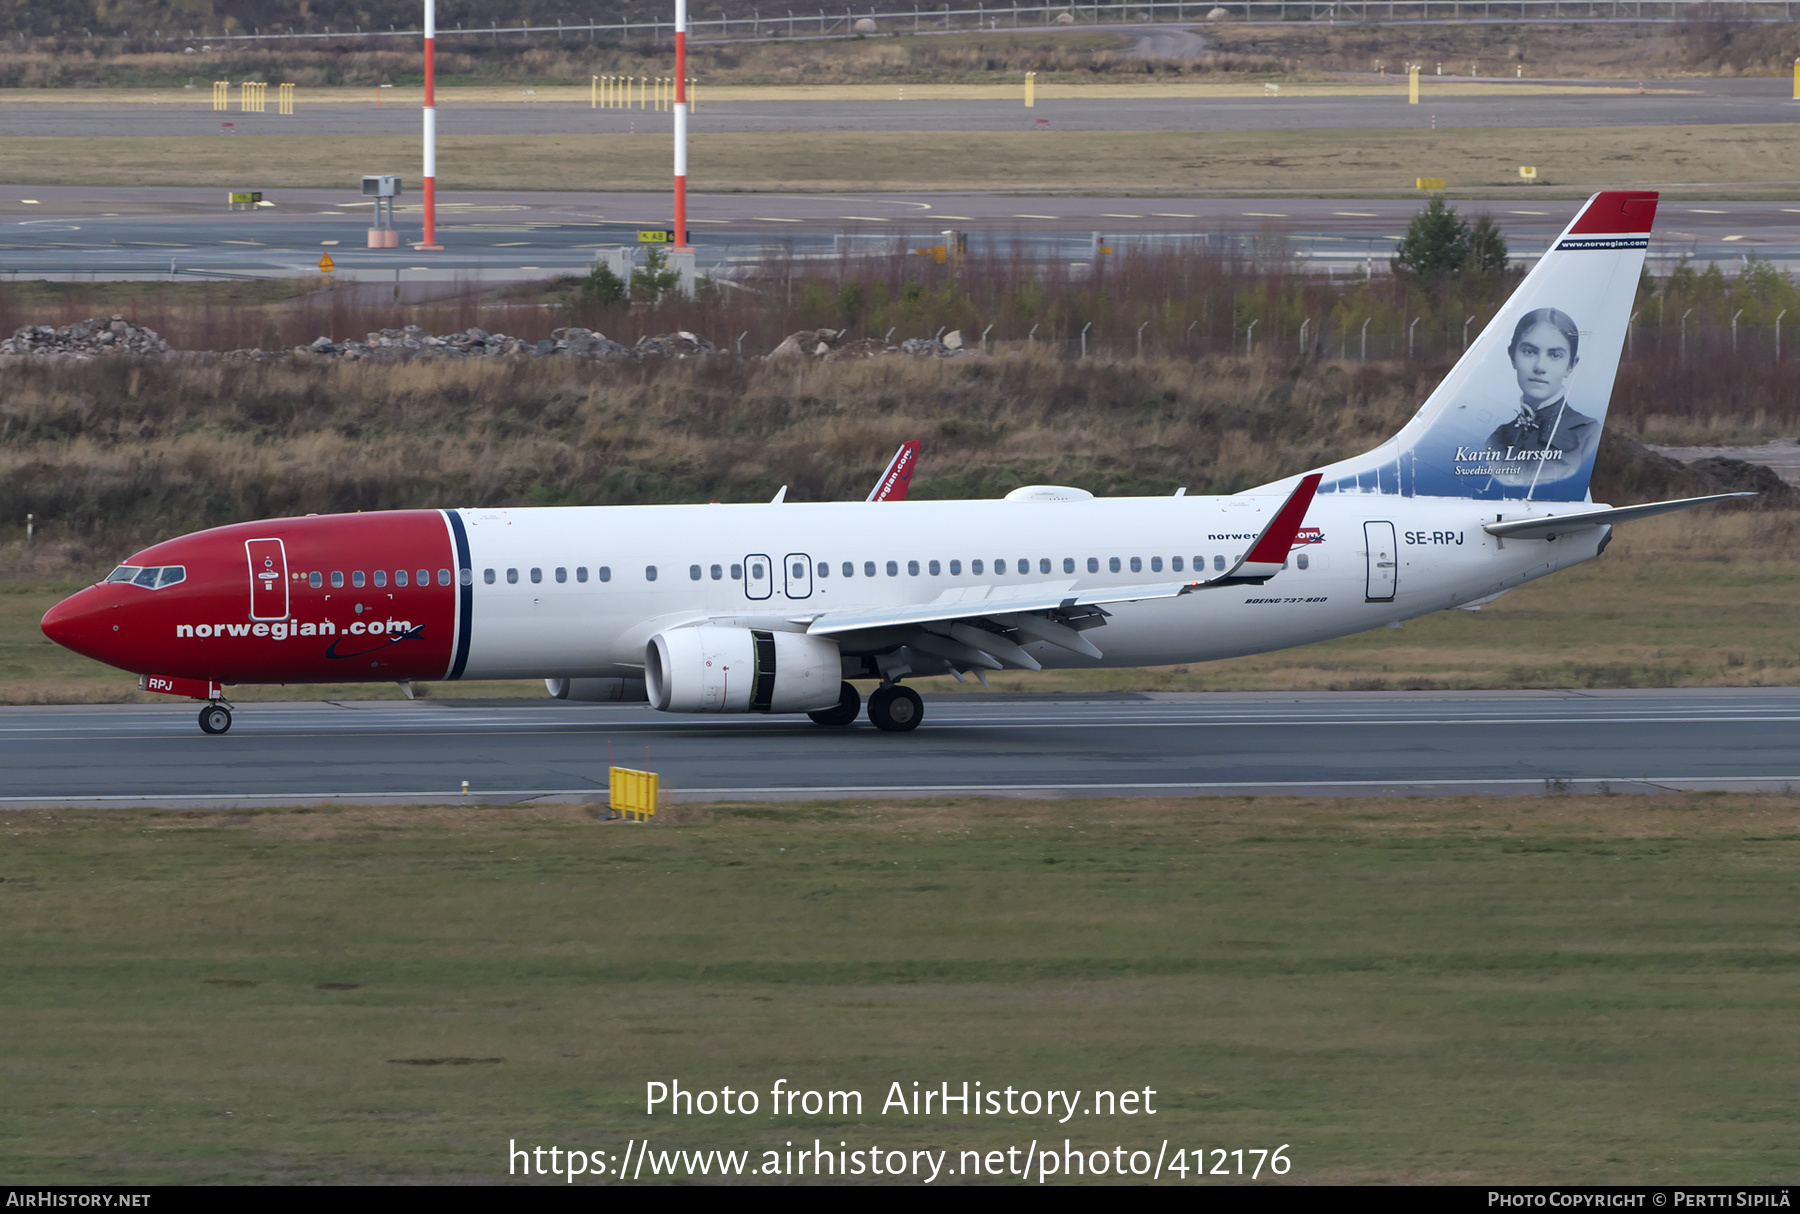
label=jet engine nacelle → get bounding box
[544,677,648,702]
[645,626,841,713]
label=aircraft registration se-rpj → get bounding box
[42,191,1748,736]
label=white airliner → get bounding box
[41,191,1745,734]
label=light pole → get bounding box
[417,0,442,250]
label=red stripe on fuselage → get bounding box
[41,511,459,684]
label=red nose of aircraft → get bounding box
[41,583,140,671]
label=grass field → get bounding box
[1,124,1793,197]
[4,793,1799,1183]
[8,511,1797,705]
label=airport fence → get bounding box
[158,0,1800,44]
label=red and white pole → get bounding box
[673,0,688,249]
[418,0,443,250]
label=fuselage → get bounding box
[40,493,1603,687]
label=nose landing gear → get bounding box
[198,703,233,735]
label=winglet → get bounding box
[867,440,921,502]
[1201,472,1323,588]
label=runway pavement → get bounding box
[2,187,1789,282]
[4,688,1797,808]
[0,77,1787,136]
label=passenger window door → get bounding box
[245,537,290,620]
[743,554,772,600]
[1363,521,1398,602]
[783,552,812,599]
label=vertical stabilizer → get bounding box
[1297,191,1657,502]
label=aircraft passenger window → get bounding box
[1150,556,1163,573]
[1214,555,1226,571]
[1063,557,1075,574]
[577,567,589,583]
[971,559,983,575]
[331,571,345,588]
[599,566,612,582]
[556,567,568,583]
[907,560,920,576]
[352,571,366,588]
[864,561,876,577]
[729,564,741,580]
[395,570,408,587]
[843,562,854,577]
[457,569,469,586]
[158,566,186,588]
[1130,557,1142,573]
[886,561,899,577]
[530,568,542,584]
[309,571,323,589]
[417,568,430,587]
[949,560,962,575]
[993,559,1006,576]
[484,569,496,584]
[1017,559,1029,574]
[1171,556,1183,572]
[690,565,703,581]
[713,565,724,580]
[646,566,658,581]
[506,568,519,584]
[1108,557,1121,573]
[1297,552,1310,570]
[1087,557,1099,573]
[1039,558,1052,574]
[374,570,387,587]
[929,560,941,575]
[816,562,828,578]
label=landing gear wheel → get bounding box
[198,704,233,735]
[867,684,923,732]
[808,681,862,728]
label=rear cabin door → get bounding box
[783,553,813,599]
[743,553,772,600]
[1363,521,1397,602]
[246,537,290,620]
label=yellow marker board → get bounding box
[318,252,335,272]
[637,229,673,244]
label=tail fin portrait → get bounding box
[1306,190,1657,503]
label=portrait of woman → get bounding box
[1483,307,1599,486]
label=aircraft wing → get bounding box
[801,473,1323,670]
[866,440,921,502]
[1482,492,1754,540]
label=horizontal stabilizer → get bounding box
[1482,492,1755,540]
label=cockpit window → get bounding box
[104,565,185,589]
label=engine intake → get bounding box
[645,626,841,713]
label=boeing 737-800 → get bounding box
[40,191,1746,734]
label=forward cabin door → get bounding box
[783,553,813,599]
[743,553,772,600]
[1363,521,1397,602]
[245,537,289,620]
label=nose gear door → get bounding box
[1363,521,1397,602]
[246,537,290,620]
[743,554,772,600]
[783,553,813,599]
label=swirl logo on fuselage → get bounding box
[325,624,426,660]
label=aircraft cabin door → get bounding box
[743,554,772,600]
[245,537,290,620]
[1363,521,1398,602]
[783,553,813,599]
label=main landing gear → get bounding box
[807,681,862,728]
[198,702,233,735]
[867,683,923,732]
